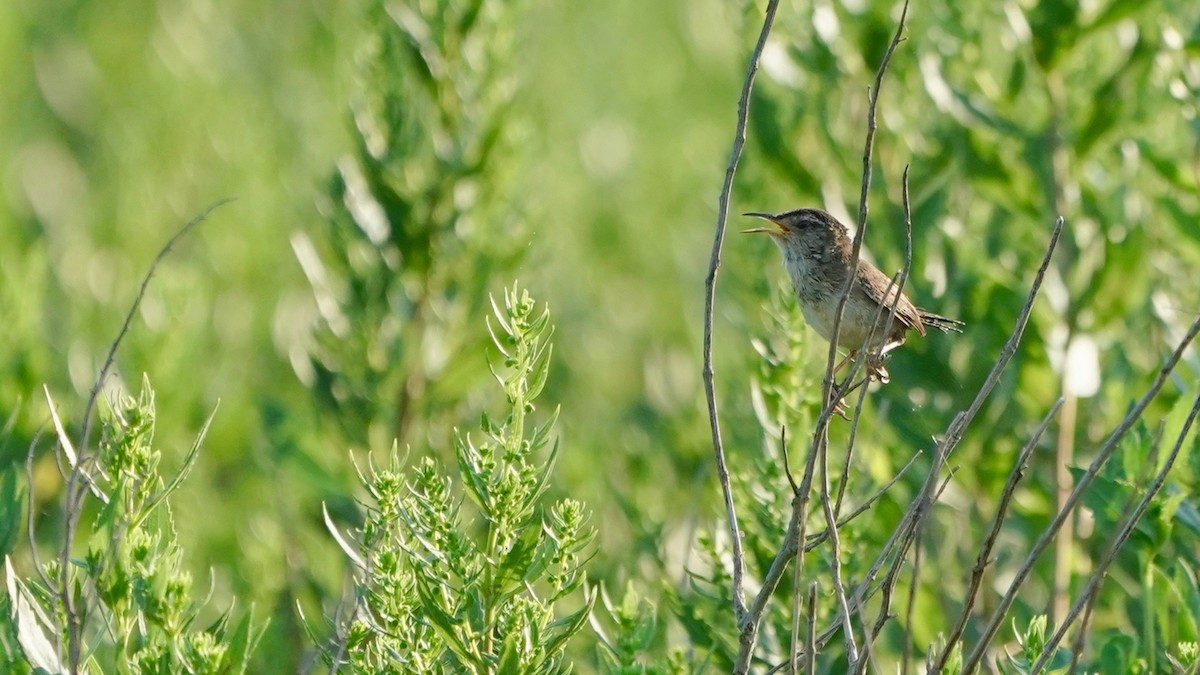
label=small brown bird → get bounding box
[744,207,962,383]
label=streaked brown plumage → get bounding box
[744,207,962,382]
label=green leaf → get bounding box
[223,605,264,674]
[1087,0,1149,33]
[498,526,543,594]
[135,402,218,530]
[496,632,523,674]
[455,431,491,511]
[1028,0,1081,68]
[1098,632,1137,671]
[0,466,24,558]
[323,502,367,570]
[542,584,597,657]
[5,557,63,674]
[527,343,553,401]
[416,578,479,666]
[1141,141,1197,191]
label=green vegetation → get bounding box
[2,0,1199,672]
[321,285,594,672]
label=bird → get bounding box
[743,207,962,384]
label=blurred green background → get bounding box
[3,0,1200,670]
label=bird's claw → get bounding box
[830,396,850,420]
[866,352,890,384]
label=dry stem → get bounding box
[702,0,781,634]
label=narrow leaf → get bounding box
[323,503,367,570]
[6,556,64,674]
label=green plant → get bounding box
[4,378,261,674]
[297,0,529,450]
[322,285,595,673]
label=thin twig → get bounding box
[23,430,56,594]
[752,447,921,631]
[739,446,919,667]
[781,426,799,494]
[790,502,805,673]
[853,533,909,675]
[962,308,1200,672]
[806,582,818,675]
[896,169,920,675]
[819,0,909,412]
[851,467,959,674]
[836,165,915,519]
[901,518,922,675]
[893,216,1064,666]
[75,199,232,458]
[819,430,858,663]
[765,470,958,675]
[835,272,895,513]
[835,266,894,511]
[1067,590,1099,673]
[782,439,822,670]
[1030,389,1200,672]
[805,450,922,550]
[929,399,1064,672]
[784,4,910,668]
[57,198,230,673]
[855,468,958,618]
[703,0,780,634]
[927,214,1063,470]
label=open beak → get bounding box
[741,212,784,236]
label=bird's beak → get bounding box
[741,212,784,237]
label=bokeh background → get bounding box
[3,0,1200,670]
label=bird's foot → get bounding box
[831,397,850,420]
[866,353,891,384]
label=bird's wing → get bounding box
[855,261,926,336]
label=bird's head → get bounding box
[742,208,843,249]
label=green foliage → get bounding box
[724,0,1200,669]
[299,0,529,450]
[327,286,595,673]
[2,379,261,674]
[1004,615,1070,674]
[0,464,25,562]
[592,583,687,675]
[3,0,1200,671]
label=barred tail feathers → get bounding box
[919,311,964,333]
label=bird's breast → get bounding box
[784,261,895,350]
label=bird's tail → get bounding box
[920,311,965,333]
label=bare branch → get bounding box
[900,516,922,675]
[1031,389,1200,672]
[703,0,781,635]
[807,449,921,549]
[56,198,230,673]
[790,503,805,673]
[820,0,910,411]
[1067,590,1099,672]
[765,467,960,675]
[930,399,1064,672]
[851,468,959,674]
[780,426,799,495]
[819,432,858,663]
[962,307,1200,672]
[837,165,916,519]
[75,198,232,455]
[895,215,1065,659]
[806,582,818,675]
[763,5,911,668]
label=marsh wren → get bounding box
[744,207,962,383]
